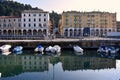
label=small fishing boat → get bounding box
[73,45,83,53]
[13,46,23,52]
[0,44,11,53]
[51,45,61,53]
[34,45,44,54]
[45,46,53,53]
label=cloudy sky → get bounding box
[14,0,120,20]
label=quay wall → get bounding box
[0,38,119,49]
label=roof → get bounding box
[0,16,21,19]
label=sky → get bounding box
[14,0,120,21]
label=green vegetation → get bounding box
[0,0,39,16]
[50,11,61,28]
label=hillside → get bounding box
[0,0,40,16]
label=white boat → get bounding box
[45,46,53,52]
[34,45,44,54]
[0,44,11,53]
[51,45,61,53]
[73,45,83,53]
[13,46,23,52]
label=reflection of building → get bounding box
[61,56,116,71]
[21,55,50,71]
[61,11,116,37]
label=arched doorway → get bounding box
[74,29,77,36]
[23,30,27,35]
[8,30,12,35]
[43,29,47,36]
[18,30,22,35]
[33,29,37,35]
[28,30,32,35]
[3,30,7,35]
[38,29,42,36]
[64,29,68,37]
[70,29,73,37]
[96,29,99,36]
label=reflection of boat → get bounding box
[51,45,61,53]
[74,52,83,55]
[97,45,120,58]
[13,46,23,52]
[13,51,23,55]
[2,52,11,56]
[73,45,83,53]
[34,45,44,54]
[0,44,11,53]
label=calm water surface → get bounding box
[0,50,120,80]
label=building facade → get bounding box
[21,10,49,37]
[61,11,116,37]
[0,16,21,38]
[0,10,49,39]
[117,21,120,32]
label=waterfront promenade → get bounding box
[0,37,119,49]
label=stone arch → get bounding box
[8,30,12,35]
[74,29,77,36]
[96,29,99,36]
[18,30,22,35]
[3,30,7,35]
[23,30,27,35]
[64,29,68,36]
[43,29,47,35]
[70,29,73,37]
[38,29,42,36]
[28,29,32,35]
[33,29,37,35]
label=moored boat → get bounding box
[51,45,61,53]
[13,46,23,52]
[0,44,11,53]
[34,45,44,54]
[73,45,83,53]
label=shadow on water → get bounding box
[0,49,116,78]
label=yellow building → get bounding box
[61,11,116,37]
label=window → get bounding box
[29,24,31,27]
[39,14,41,16]
[43,23,46,27]
[29,14,31,17]
[33,14,36,16]
[24,19,26,22]
[24,24,26,27]
[44,14,46,16]
[19,24,21,27]
[29,19,31,22]
[39,23,42,27]
[39,18,41,22]
[24,14,25,17]
[44,18,46,22]
[9,19,10,22]
[34,18,36,22]
[14,19,15,21]
[34,24,36,27]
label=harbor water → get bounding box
[0,50,120,80]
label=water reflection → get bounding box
[0,52,116,78]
